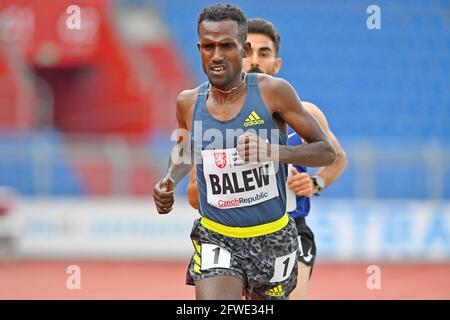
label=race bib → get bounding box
[201,148,279,209]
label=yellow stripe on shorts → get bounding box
[193,253,201,265]
[200,213,288,238]
[192,239,201,253]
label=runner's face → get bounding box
[198,20,247,89]
[243,33,281,75]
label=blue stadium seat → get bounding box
[0,130,85,196]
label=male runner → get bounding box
[187,18,347,299]
[153,4,336,300]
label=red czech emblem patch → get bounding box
[214,152,227,169]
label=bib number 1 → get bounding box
[201,244,231,271]
[270,251,297,282]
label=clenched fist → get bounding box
[287,167,314,197]
[153,178,174,214]
[237,132,272,163]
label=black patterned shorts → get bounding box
[186,216,299,300]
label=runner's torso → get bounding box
[191,73,287,227]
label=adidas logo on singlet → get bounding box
[265,284,285,297]
[244,111,265,127]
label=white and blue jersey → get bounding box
[286,126,311,219]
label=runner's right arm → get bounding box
[153,90,196,214]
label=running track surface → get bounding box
[0,261,449,299]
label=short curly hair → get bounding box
[197,4,248,44]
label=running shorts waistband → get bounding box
[200,213,289,238]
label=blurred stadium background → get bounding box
[0,0,449,299]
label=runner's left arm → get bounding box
[305,103,347,193]
[288,102,347,196]
[237,77,336,167]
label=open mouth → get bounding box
[210,65,226,74]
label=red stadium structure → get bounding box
[0,0,193,135]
